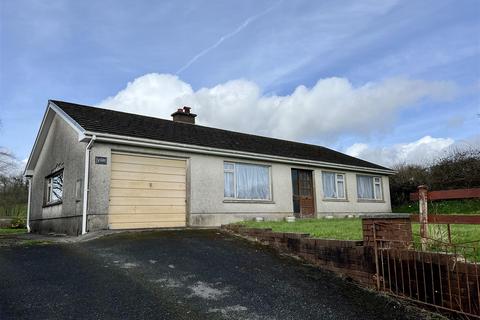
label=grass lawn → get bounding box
[238,217,480,261]
[393,199,480,214]
[0,228,27,235]
[239,218,363,240]
[238,218,479,245]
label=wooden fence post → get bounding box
[418,185,428,250]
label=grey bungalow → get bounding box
[24,100,394,235]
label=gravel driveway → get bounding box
[0,229,443,320]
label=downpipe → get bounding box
[81,135,96,235]
[26,177,32,232]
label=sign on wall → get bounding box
[95,156,108,165]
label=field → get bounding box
[0,228,27,235]
[393,199,480,214]
[240,218,363,240]
[238,217,480,245]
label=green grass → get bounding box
[411,223,480,245]
[393,199,480,214]
[19,239,51,246]
[0,204,27,217]
[411,223,480,261]
[238,218,363,240]
[0,228,27,235]
[238,218,480,244]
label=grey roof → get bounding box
[52,100,391,171]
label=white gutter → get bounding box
[26,177,32,233]
[84,132,395,175]
[81,135,96,235]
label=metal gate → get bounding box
[373,222,480,318]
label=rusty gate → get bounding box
[373,221,480,318]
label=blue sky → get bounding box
[0,0,479,168]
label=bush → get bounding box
[10,215,26,229]
[390,148,480,206]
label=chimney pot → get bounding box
[171,106,197,124]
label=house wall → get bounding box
[315,171,391,216]
[29,114,85,235]
[86,142,392,231]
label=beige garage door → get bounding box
[108,153,186,229]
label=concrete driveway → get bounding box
[0,230,441,320]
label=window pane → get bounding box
[235,163,269,199]
[224,162,234,171]
[51,173,63,202]
[322,172,336,198]
[224,172,235,197]
[374,182,382,200]
[357,176,374,199]
[337,180,345,198]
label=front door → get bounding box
[291,169,315,218]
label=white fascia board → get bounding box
[48,101,86,140]
[84,131,395,175]
[23,101,87,176]
[24,102,53,175]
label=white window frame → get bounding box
[223,161,272,201]
[357,175,383,201]
[321,171,346,200]
[46,171,64,205]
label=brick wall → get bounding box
[223,219,479,317]
[223,224,377,287]
[362,214,413,248]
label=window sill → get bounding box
[43,201,63,208]
[322,198,349,202]
[223,199,275,204]
[357,199,385,203]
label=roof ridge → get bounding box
[51,99,333,149]
[50,99,391,171]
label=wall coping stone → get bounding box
[361,213,411,219]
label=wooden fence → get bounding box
[410,187,480,201]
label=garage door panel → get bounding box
[109,205,186,214]
[112,162,186,175]
[111,171,185,182]
[108,214,186,223]
[108,153,187,229]
[109,221,186,229]
[112,154,186,168]
[110,197,186,206]
[110,188,186,198]
[110,180,185,191]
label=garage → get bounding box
[108,153,187,229]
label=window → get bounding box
[224,162,271,200]
[357,175,382,200]
[322,172,346,199]
[46,171,63,204]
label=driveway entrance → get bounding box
[0,230,438,320]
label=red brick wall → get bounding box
[362,216,413,248]
[223,224,377,287]
[223,221,479,316]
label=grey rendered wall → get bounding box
[29,114,85,235]
[87,142,392,230]
[315,171,392,216]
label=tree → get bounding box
[0,149,16,176]
[389,147,480,206]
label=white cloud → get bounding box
[345,136,456,167]
[98,73,456,142]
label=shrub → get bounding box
[390,147,480,206]
[10,215,26,229]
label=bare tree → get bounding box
[0,149,16,176]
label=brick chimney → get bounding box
[171,106,197,124]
